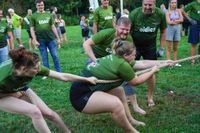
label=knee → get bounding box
[28,105,43,119]
[43,110,57,121]
[112,97,124,114]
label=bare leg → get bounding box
[190,44,197,64]
[29,38,33,50]
[108,87,145,126]
[82,90,140,133]
[166,41,172,60]
[146,75,155,107]
[25,89,71,133]
[173,41,179,61]
[16,38,23,46]
[128,94,146,115]
[0,96,51,133]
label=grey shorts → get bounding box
[13,28,21,39]
[166,24,181,41]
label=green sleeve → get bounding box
[93,8,99,23]
[50,14,54,25]
[160,11,167,30]
[37,65,50,76]
[184,2,193,12]
[118,62,135,81]
[92,29,111,45]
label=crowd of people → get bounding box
[0,0,199,132]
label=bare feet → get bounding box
[133,105,146,115]
[147,99,155,107]
[130,118,145,126]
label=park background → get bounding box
[0,0,200,133]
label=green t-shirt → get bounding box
[92,28,133,58]
[0,19,12,48]
[184,1,200,22]
[93,6,114,31]
[11,13,22,28]
[81,54,135,91]
[0,60,50,93]
[129,7,167,47]
[30,12,55,41]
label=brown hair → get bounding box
[9,47,40,69]
[35,0,44,4]
[112,38,135,57]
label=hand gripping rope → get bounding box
[95,55,200,84]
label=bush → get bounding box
[62,15,80,26]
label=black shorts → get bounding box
[60,26,66,34]
[26,30,32,39]
[70,82,93,112]
[81,29,89,37]
[136,46,157,60]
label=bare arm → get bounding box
[174,9,183,24]
[93,22,97,34]
[83,38,97,62]
[166,12,175,25]
[128,66,159,86]
[52,24,60,44]
[48,70,97,84]
[30,27,40,47]
[133,60,173,70]
[7,31,14,50]
[160,28,166,49]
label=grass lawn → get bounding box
[0,26,200,133]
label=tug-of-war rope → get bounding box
[96,55,200,84]
[22,55,200,102]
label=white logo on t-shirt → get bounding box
[139,27,156,32]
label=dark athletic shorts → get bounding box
[135,46,157,60]
[81,29,89,37]
[188,24,200,45]
[70,82,93,112]
[26,30,32,39]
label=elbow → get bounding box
[129,78,143,86]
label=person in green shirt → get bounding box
[84,17,149,115]
[129,0,167,58]
[183,0,200,65]
[93,0,115,34]
[30,0,61,72]
[0,9,14,63]
[0,47,97,133]
[71,39,174,133]
[8,8,23,47]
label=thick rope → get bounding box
[135,55,200,76]
[95,55,200,83]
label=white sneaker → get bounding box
[175,63,181,67]
[42,76,47,80]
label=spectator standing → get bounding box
[80,15,89,43]
[57,14,67,43]
[93,0,114,34]
[180,4,190,36]
[129,0,167,106]
[30,0,61,72]
[183,0,200,65]
[24,9,35,50]
[165,0,183,66]
[0,10,14,63]
[8,8,23,47]
[88,7,94,38]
